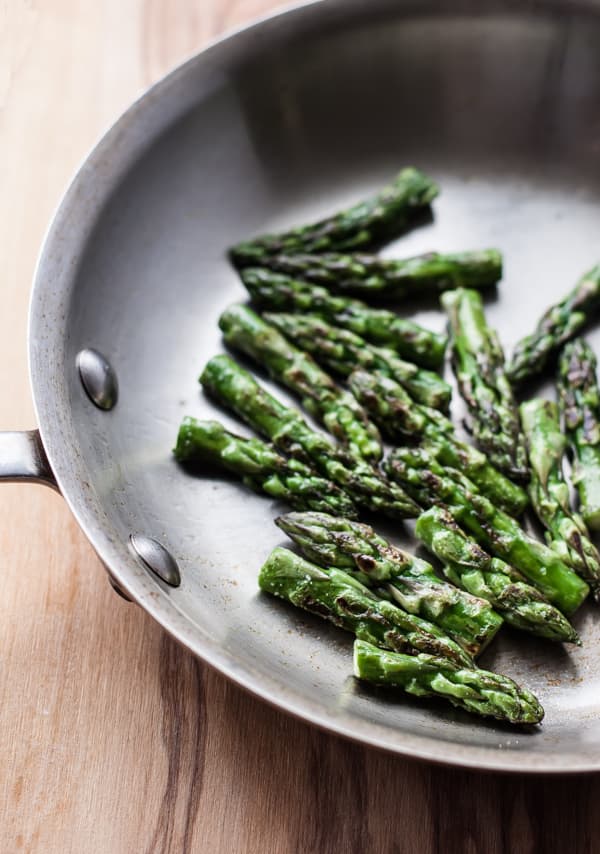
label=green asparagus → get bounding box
[263,312,452,412]
[557,339,600,531]
[259,547,473,666]
[353,640,544,725]
[200,355,419,518]
[384,446,590,614]
[275,511,503,656]
[219,304,383,462]
[507,264,600,384]
[241,267,447,369]
[415,506,580,643]
[520,398,600,596]
[247,249,502,300]
[348,369,528,517]
[174,418,359,517]
[442,288,528,481]
[230,168,439,266]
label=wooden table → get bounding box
[1,2,599,851]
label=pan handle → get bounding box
[0,430,59,491]
[0,430,133,598]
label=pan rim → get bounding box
[27,0,600,774]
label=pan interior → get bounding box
[31,3,600,769]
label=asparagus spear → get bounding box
[348,368,432,437]
[557,339,600,531]
[241,267,447,369]
[348,369,528,517]
[275,511,503,656]
[246,249,502,300]
[415,506,580,643]
[174,418,359,517]
[507,264,600,384]
[263,312,452,412]
[384,446,590,614]
[201,355,419,518]
[219,304,383,462]
[230,168,439,266]
[441,288,528,481]
[353,640,544,725]
[520,398,600,596]
[259,547,473,666]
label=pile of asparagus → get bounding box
[175,167,600,727]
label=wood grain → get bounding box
[1,2,600,852]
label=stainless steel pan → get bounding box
[9,0,600,772]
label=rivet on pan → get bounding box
[76,348,118,410]
[129,534,181,587]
